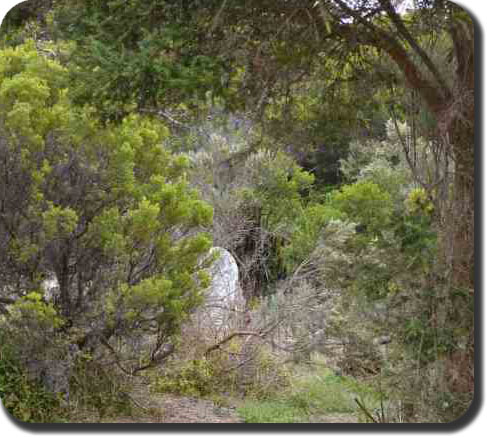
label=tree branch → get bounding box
[354,397,378,423]
[205,331,264,356]
[138,108,191,129]
[0,297,15,305]
[327,0,447,115]
[377,0,451,97]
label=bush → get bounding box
[0,43,213,379]
[292,371,356,414]
[152,359,215,397]
[239,348,292,399]
[68,356,133,420]
[331,181,394,235]
[0,332,67,423]
[281,203,344,272]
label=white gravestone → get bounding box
[197,247,244,334]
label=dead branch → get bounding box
[354,397,379,423]
[204,331,264,356]
[204,326,293,357]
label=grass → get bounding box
[237,399,308,423]
[237,367,358,423]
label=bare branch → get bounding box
[205,331,264,356]
[204,328,293,357]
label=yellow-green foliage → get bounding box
[405,187,434,216]
[8,292,64,330]
[243,150,315,230]
[152,339,291,401]
[242,348,292,400]
[69,355,133,420]
[237,399,306,423]
[331,181,394,233]
[0,43,213,362]
[42,205,79,239]
[153,359,215,397]
[282,203,345,272]
[237,367,358,423]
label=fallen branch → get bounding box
[205,331,264,356]
[204,327,295,357]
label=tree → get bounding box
[48,0,225,121]
[32,1,474,288]
[0,43,213,373]
[323,0,474,290]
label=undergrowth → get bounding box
[0,334,68,423]
[69,355,133,420]
[237,367,378,423]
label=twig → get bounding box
[223,355,255,373]
[100,338,133,375]
[208,0,229,37]
[120,391,151,412]
[138,108,190,129]
[354,397,378,423]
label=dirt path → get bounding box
[73,377,357,423]
[309,413,357,423]
[111,379,241,423]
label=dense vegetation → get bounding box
[0,0,474,424]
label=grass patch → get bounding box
[237,399,308,423]
[292,370,356,414]
[237,367,357,423]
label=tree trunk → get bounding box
[450,121,475,290]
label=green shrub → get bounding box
[69,355,132,420]
[0,43,214,378]
[282,203,345,272]
[152,359,215,397]
[0,333,67,423]
[331,181,394,234]
[239,348,292,400]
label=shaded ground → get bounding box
[309,412,357,423]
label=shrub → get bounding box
[0,43,213,380]
[0,331,67,423]
[68,355,133,420]
[292,371,356,414]
[152,359,215,397]
[331,181,394,234]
